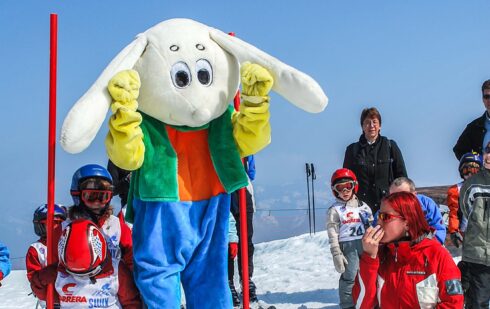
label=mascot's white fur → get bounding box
[61,18,326,152]
[61,18,327,309]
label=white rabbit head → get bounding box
[61,18,327,154]
[134,19,240,127]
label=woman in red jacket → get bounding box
[353,191,464,308]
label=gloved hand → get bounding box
[31,264,58,290]
[232,62,274,158]
[39,264,58,285]
[240,62,274,99]
[0,271,3,286]
[330,245,348,273]
[229,242,238,259]
[450,231,464,248]
[105,70,145,171]
[333,253,348,274]
[107,69,141,109]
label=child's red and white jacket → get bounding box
[353,234,464,309]
[56,213,141,308]
[26,238,59,304]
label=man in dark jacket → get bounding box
[453,79,490,160]
[343,107,407,213]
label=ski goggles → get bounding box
[80,189,113,206]
[36,217,65,224]
[378,212,404,223]
[460,163,480,177]
[332,181,356,193]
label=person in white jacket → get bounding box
[326,168,373,309]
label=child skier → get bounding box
[58,163,142,308]
[447,152,482,247]
[26,204,67,307]
[327,168,373,309]
[57,218,119,308]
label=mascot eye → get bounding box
[195,59,213,86]
[170,62,192,88]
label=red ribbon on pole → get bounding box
[229,31,251,309]
[46,13,58,309]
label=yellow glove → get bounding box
[233,63,273,157]
[105,70,145,171]
[240,61,274,99]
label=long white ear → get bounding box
[210,29,327,113]
[60,34,148,153]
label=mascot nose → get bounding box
[192,109,211,123]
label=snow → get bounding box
[0,231,461,309]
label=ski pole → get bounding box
[229,32,250,309]
[311,163,316,234]
[46,13,58,309]
[305,163,312,235]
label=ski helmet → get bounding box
[70,164,113,206]
[58,219,108,277]
[331,168,359,196]
[33,204,67,237]
[458,152,482,178]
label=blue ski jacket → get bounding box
[0,242,11,280]
[416,194,446,244]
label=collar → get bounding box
[359,134,381,146]
[335,195,360,208]
[384,232,433,263]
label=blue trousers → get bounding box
[132,194,232,309]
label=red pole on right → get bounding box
[229,31,251,309]
[46,13,58,309]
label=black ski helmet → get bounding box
[33,204,67,237]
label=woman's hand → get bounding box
[362,225,384,258]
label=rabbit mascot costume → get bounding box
[61,18,327,308]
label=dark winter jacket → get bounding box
[453,112,486,160]
[343,135,407,213]
[353,236,464,308]
[459,168,490,266]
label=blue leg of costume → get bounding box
[132,193,232,309]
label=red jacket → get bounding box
[26,239,60,303]
[26,214,141,307]
[353,237,463,308]
[446,184,461,234]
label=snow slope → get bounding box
[0,231,460,309]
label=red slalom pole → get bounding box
[46,13,58,309]
[229,31,251,309]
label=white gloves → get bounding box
[331,245,348,273]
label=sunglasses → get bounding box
[333,181,356,193]
[377,212,404,222]
[483,94,490,100]
[80,189,113,207]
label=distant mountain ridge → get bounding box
[416,185,451,205]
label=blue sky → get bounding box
[2,1,490,258]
